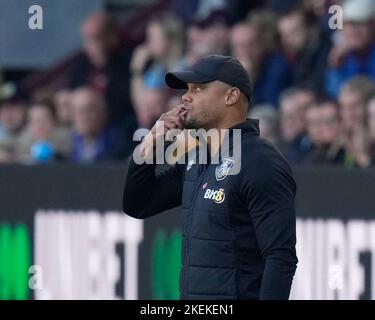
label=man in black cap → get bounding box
[123,55,298,299]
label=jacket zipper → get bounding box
[182,164,208,298]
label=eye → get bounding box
[194,86,202,92]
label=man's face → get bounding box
[367,99,375,140]
[137,88,168,128]
[146,22,170,58]
[28,105,54,140]
[338,89,365,132]
[81,15,114,68]
[342,21,373,51]
[203,23,229,55]
[54,90,72,126]
[72,91,106,137]
[230,24,263,66]
[187,23,228,57]
[306,104,340,145]
[280,96,306,141]
[278,13,308,54]
[181,81,228,130]
[187,25,205,51]
[0,102,26,133]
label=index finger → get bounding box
[167,104,187,116]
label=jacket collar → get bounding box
[228,118,260,136]
[198,118,259,165]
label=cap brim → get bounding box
[165,71,214,89]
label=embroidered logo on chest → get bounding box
[215,158,235,181]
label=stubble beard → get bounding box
[183,109,214,130]
[183,117,201,130]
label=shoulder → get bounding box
[241,135,285,161]
[238,137,296,191]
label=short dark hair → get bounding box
[341,76,375,103]
[241,92,250,112]
[278,7,318,29]
[307,97,339,113]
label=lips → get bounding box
[182,103,192,110]
[180,104,192,120]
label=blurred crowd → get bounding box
[1,0,375,168]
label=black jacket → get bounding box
[123,119,298,299]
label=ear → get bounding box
[225,88,241,106]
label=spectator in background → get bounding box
[325,0,375,97]
[305,99,347,165]
[70,87,135,163]
[53,89,73,128]
[16,103,72,164]
[171,0,264,24]
[230,10,293,106]
[130,13,184,128]
[0,80,18,137]
[345,125,372,168]
[0,96,27,146]
[278,87,316,164]
[171,0,227,22]
[338,76,375,167]
[0,84,20,163]
[69,11,137,128]
[268,0,301,14]
[367,96,375,165]
[248,104,280,146]
[136,81,170,129]
[277,5,331,92]
[182,10,230,67]
[32,87,73,129]
[0,138,15,163]
[293,0,338,34]
[230,22,257,78]
[302,0,330,17]
[338,76,375,136]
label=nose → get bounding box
[182,91,193,104]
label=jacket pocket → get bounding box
[188,265,237,297]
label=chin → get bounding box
[183,117,202,130]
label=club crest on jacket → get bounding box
[215,158,235,181]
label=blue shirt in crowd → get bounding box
[70,126,132,163]
[252,52,293,107]
[325,42,375,97]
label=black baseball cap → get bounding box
[165,55,252,102]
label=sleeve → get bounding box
[122,156,184,219]
[241,151,298,299]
